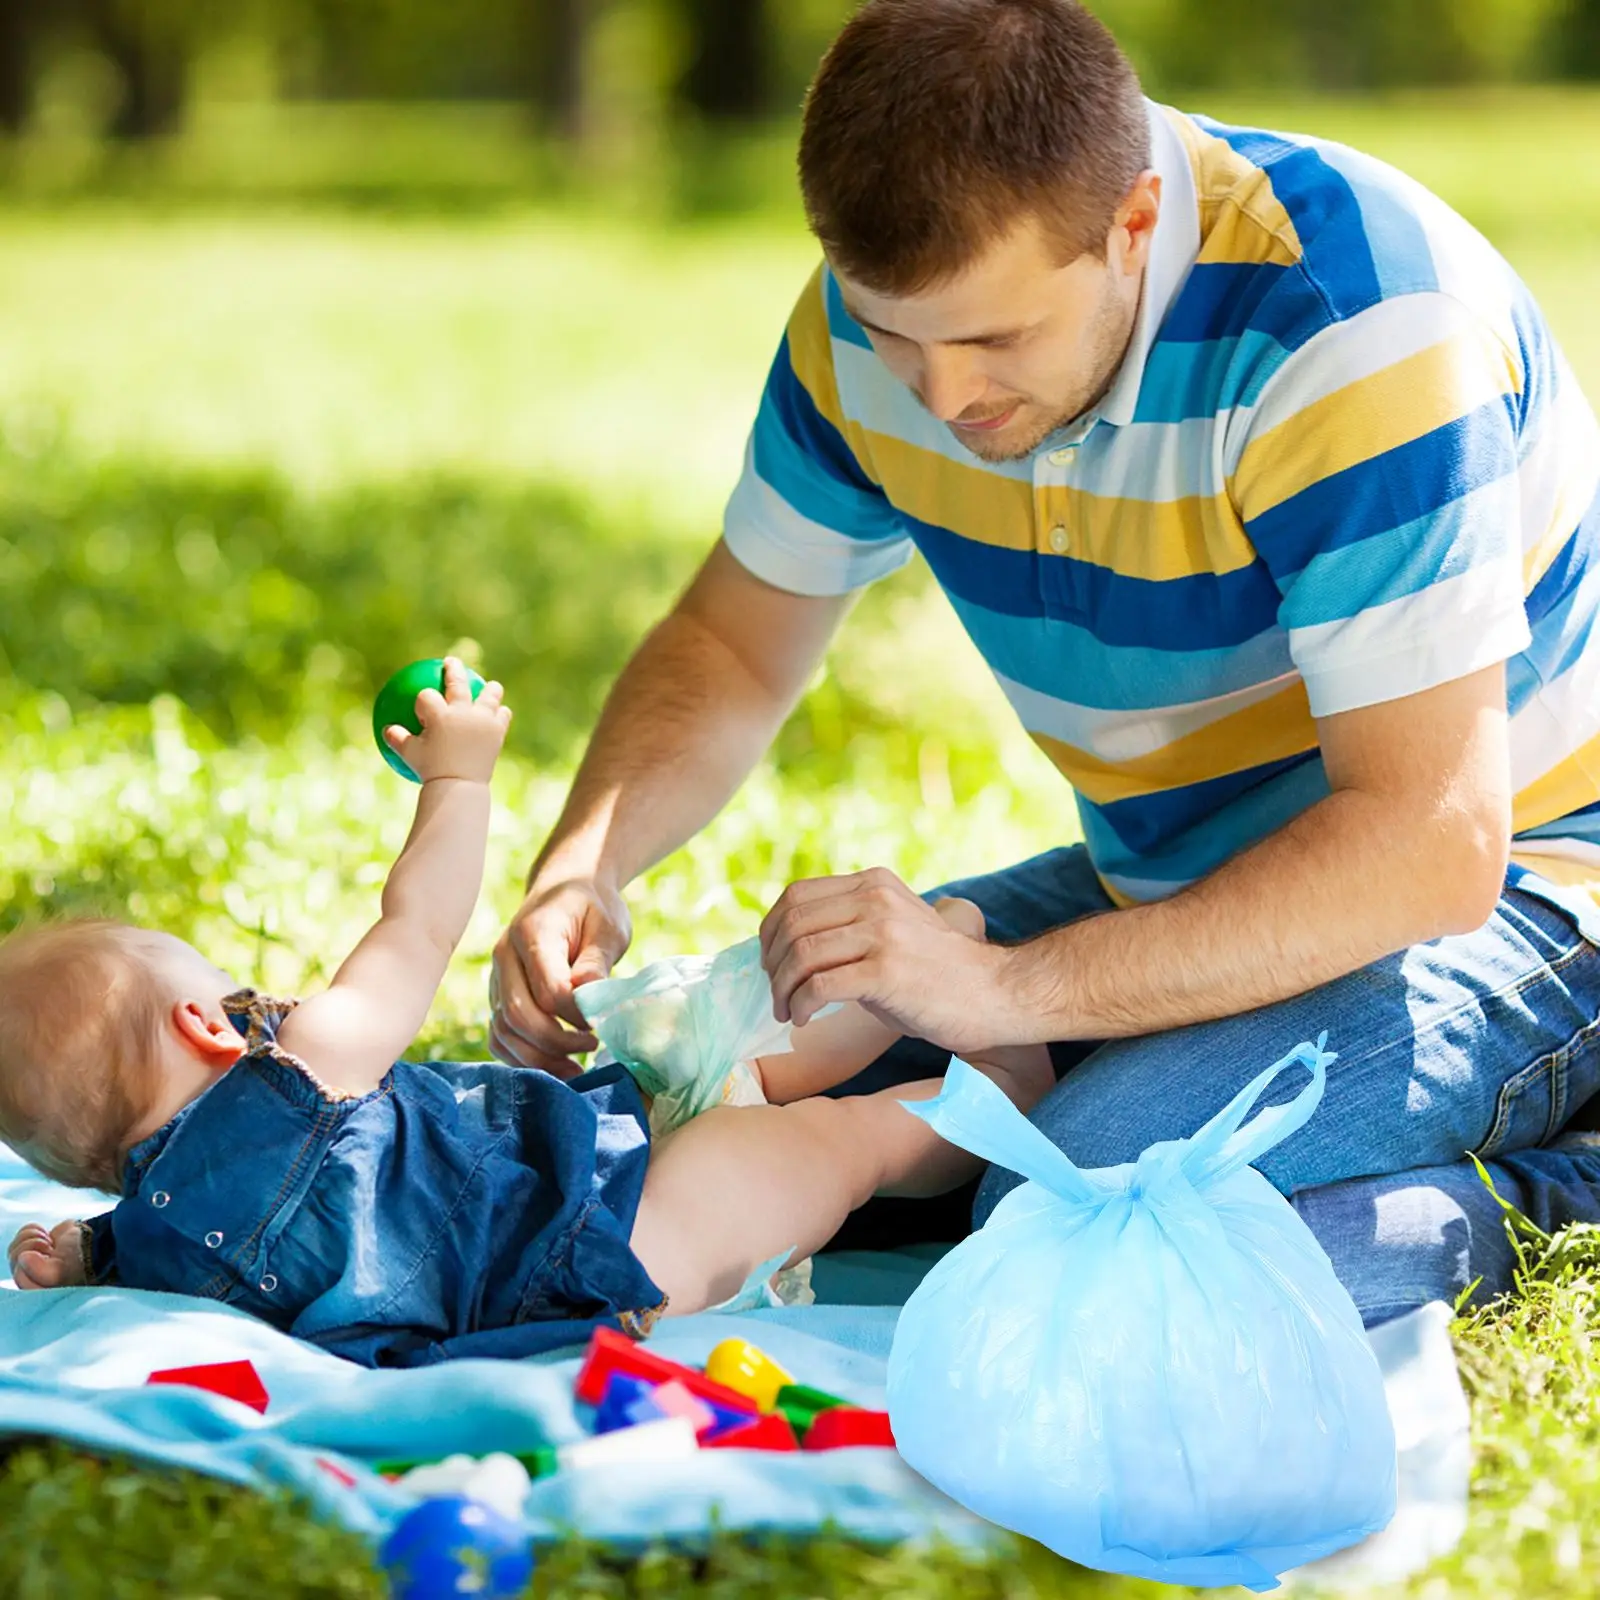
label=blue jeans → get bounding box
[830,845,1600,1326]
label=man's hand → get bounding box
[8,1222,87,1290]
[490,872,633,1076]
[381,657,512,785]
[759,867,1012,1055]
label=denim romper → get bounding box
[86,991,667,1366]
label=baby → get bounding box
[1,660,1052,1366]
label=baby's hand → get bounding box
[383,656,513,784]
[7,1221,88,1290]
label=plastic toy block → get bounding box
[595,1371,666,1434]
[773,1382,848,1438]
[703,1337,795,1412]
[574,1327,757,1417]
[802,1408,896,1451]
[146,1359,270,1414]
[515,1447,561,1481]
[648,1380,716,1436]
[701,1411,799,1452]
[557,1415,699,1473]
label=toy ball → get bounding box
[379,1495,534,1600]
[373,658,486,782]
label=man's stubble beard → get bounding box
[956,277,1138,464]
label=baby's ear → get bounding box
[171,1001,247,1068]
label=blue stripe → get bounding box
[1090,750,1321,856]
[1158,261,1330,353]
[908,517,1282,649]
[1518,806,1600,845]
[1078,752,1332,887]
[1195,120,1384,318]
[1133,328,1298,424]
[752,337,898,540]
[1303,139,1438,301]
[1277,479,1516,629]
[1525,483,1599,633]
[823,271,873,351]
[1248,399,1520,577]
[950,595,1297,711]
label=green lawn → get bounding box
[1,88,1598,1597]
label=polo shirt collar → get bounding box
[1087,101,1201,431]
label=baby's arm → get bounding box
[276,658,512,1096]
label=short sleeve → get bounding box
[722,266,914,597]
[1233,292,1532,718]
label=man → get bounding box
[491,0,1600,1321]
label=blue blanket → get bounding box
[0,1147,990,1552]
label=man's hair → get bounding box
[0,919,166,1193]
[798,0,1150,295]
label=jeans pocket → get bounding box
[1474,1048,1571,1159]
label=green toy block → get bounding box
[774,1382,849,1440]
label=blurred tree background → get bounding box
[2,0,1598,153]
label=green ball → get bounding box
[373,657,486,782]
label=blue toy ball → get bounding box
[380,1496,534,1599]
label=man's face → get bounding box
[832,191,1157,463]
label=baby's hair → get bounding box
[0,918,169,1193]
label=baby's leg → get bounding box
[629,1056,1049,1315]
[751,895,987,1104]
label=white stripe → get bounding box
[1082,413,1226,504]
[722,441,914,597]
[1289,557,1530,716]
[994,668,1300,762]
[1509,651,1600,788]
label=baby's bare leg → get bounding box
[629,1055,1052,1315]
[751,895,989,1104]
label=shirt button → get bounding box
[150,1191,170,1209]
[1049,525,1069,554]
[1048,448,1074,466]
[205,1232,224,1249]
[260,1275,278,1294]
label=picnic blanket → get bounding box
[0,1143,1468,1584]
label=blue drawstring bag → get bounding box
[886,1039,1397,1592]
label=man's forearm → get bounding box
[532,610,797,890]
[992,788,1507,1045]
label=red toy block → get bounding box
[802,1408,895,1451]
[147,1359,270,1415]
[702,1411,799,1452]
[575,1328,757,1417]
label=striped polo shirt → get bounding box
[724,101,1600,909]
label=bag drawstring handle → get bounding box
[1179,1033,1336,1190]
[900,1060,1104,1206]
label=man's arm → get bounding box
[761,664,1513,1052]
[532,540,851,896]
[489,541,851,1072]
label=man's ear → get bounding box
[170,1001,246,1070]
[1112,169,1162,275]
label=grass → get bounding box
[0,87,1598,1596]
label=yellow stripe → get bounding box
[1234,329,1517,517]
[1029,679,1317,806]
[1508,851,1600,909]
[1164,108,1302,268]
[1512,734,1600,834]
[860,429,1036,551]
[786,267,887,488]
[1096,871,1139,908]
[861,427,1261,579]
